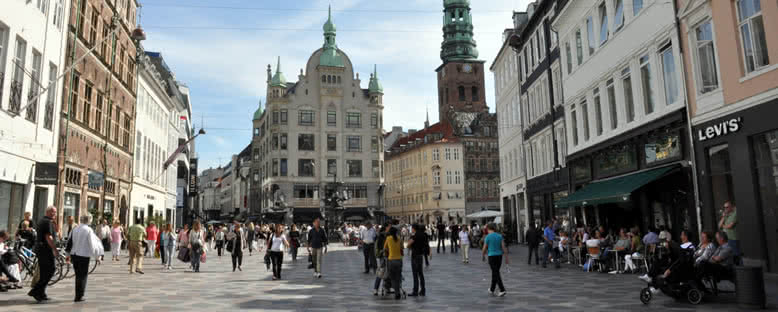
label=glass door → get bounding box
[752,131,778,272]
[707,144,734,226]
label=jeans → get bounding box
[270,251,283,278]
[71,255,90,300]
[191,248,202,272]
[450,237,459,253]
[411,255,425,294]
[528,245,539,264]
[164,245,175,268]
[291,246,298,261]
[232,250,243,271]
[488,255,505,293]
[437,235,446,253]
[388,259,403,298]
[729,240,742,265]
[363,243,376,272]
[30,247,55,297]
[312,248,323,273]
[543,243,559,267]
[216,240,224,257]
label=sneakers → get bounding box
[487,288,494,296]
[639,274,652,283]
[496,291,507,297]
[649,287,659,294]
[314,272,322,278]
[373,289,378,296]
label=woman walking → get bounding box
[289,225,301,262]
[459,225,471,263]
[482,223,508,297]
[246,222,256,256]
[268,224,289,280]
[383,226,404,300]
[227,223,245,271]
[161,224,176,270]
[188,221,205,273]
[215,226,225,257]
[110,220,123,262]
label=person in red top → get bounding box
[146,222,159,258]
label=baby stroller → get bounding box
[377,257,406,299]
[640,248,704,305]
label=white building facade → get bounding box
[0,0,70,231]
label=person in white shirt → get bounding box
[459,226,471,263]
[268,224,289,280]
[360,223,377,273]
[67,214,104,302]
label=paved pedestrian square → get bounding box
[1,243,776,311]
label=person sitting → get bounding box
[607,228,631,273]
[0,231,21,291]
[694,231,716,267]
[698,231,734,282]
[624,227,644,273]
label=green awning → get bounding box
[555,165,679,208]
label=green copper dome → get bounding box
[253,99,263,120]
[319,6,345,68]
[269,56,287,88]
[368,65,383,94]
[441,0,479,62]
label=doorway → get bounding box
[32,187,48,223]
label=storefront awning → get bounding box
[555,165,678,208]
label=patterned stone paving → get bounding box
[0,242,776,311]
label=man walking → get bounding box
[482,223,508,297]
[360,223,377,274]
[307,218,328,278]
[450,224,460,253]
[128,219,146,274]
[542,220,559,269]
[28,206,58,302]
[525,223,540,265]
[436,222,446,253]
[67,214,104,302]
[145,221,159,259]
[408,224,429,297]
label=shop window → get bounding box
[594,144,637,178]
[645,133,681,165]
[708,144,734,222]
[752,131,778,244]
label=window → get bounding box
[633,0,643,16]
[640,55,654,115]
[280,133,287,150]
[432,149,440,161]
[471,87,479,101]
[9,37,27,114]
[327,159,337,177]
[372,160,380,178]
[660,43,678,105]
[347,160,362,177]
[446,171,452,184]
[298,159,315,177]
[122,114,131,149]
[530,38,536,67]
[95,92,103,133]
[346,112,361,128]
[737,0,769,73]
[298,134,315,151]
[752,131,778,230]
[26,50,42,122]
[453,148,459,160]
[565,42,573,73]
[272,159,279,176]
[581,98,590,141]
[607,79,618,130]
[53,0,65,29]
[622,67,635,122]
[614,0,625,31]
[370,113,378,129]
[594,87,603,136]
[458,86,465,101]
[455,171,461,184]
[83,83,92,126]
[371,136,379,153]
[272,134,279,150]
[327,111,336,126]
[599,3,609,45]
[272,110,279,124]
[571,104,579,146]
[323,134,335,151]
[587,16,596,55]
[445,148,451,160]
[43,64,57,130]
[347,136,361,152]
[707,144,733,221]
[253,128,259,136]
[694,21,719,93]
[279,109,287,124]
[433,170,441,185]
[299,110,314,126]
[575,29,583,65]
[279,158,287,176]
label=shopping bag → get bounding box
[178,247,191,262]
[200,252,207,264]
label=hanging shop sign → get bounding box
[34,162,58,185]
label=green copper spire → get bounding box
[320,5,345,68]
[441,0,479,62]
[253,99,264,120]
[368,64,383,94]
[269,56,287,87]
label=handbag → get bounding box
[200,251,207,263]
[226,239,234,253]
[178,247,191,262]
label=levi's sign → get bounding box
[697,118,741,142]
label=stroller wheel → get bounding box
[640,287,652,304]
[687,288,703,305]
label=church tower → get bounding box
[436,0,487,123]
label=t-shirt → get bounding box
[384,235,403,260]
[723,211,737,240]
[146,226,159,241]
[111,227,123,243]
[270,234,287,252]
[484,232,504,257]
[543,226,555,242]
[410,231,429,256]
[128,224,146,241]
[36,216,55,251]
[459,231,470,245]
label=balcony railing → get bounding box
[26,88,38,122]
[8,80,23,115]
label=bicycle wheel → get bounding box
[48,256,65,285]
[89,258,100,274]
[18,258,34,285]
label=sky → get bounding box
[141,0,530,170]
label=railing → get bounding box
[26,88,38,122]
[8,80,23,114]
[292,198,319,207]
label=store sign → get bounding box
[697,117,741,142]
[189,158,198,196]
[88,171,105,189]
[34,162,58,185]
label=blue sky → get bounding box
[141,0,529,170]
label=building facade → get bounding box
[385,123,465,224]
[0,0,70,232]
[553,0,696,236]
[511,0,569,229]
[437,0,500,221]
[251,9,385,225]
[56,0,139,227]
[492,15,528,243]
[677,0,778,271]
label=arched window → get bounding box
[321,75,326,83]
[472,86,479,101]
[327,75,332,83]
[458,86,466,101]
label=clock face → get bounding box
[463,64,472,73]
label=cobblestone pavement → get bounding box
[0,242,776,311]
